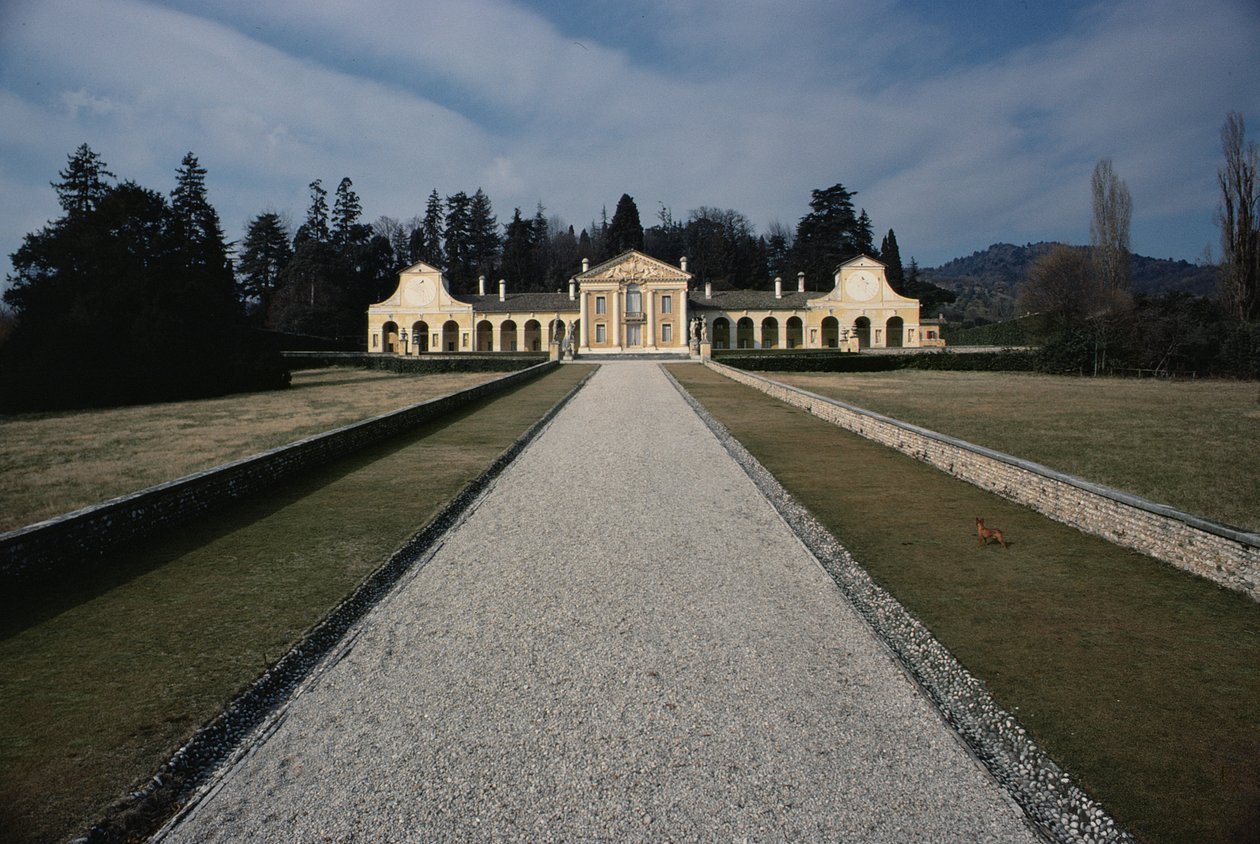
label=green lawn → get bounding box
[0,364,594,844]
[668,364,1260,844]
[766,370,1260,532]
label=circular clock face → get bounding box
[845,270,878,301]
[405,278,435,307]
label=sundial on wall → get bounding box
[845,270,879,301]
[405,278,435,307]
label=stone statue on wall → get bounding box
[700,319,708,343]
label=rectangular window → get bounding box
[461,333,469,349]
[372,334,379,349]
[662,323,672,343]
[661,295,672,314]
[596,324,606,343]
[596,296,607,315]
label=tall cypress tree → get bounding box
[606,193,644,255]
[879,229,905,292]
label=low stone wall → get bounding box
[283,351,546,373]
[0,362,558,587]
[705,360,1260,601]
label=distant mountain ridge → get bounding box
[923,242,1218,295]
[920,242,1220,323]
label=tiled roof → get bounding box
[687,289,824,311]
[456,292,577,313]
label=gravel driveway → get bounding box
[157,361,1038,842]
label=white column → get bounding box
[612,288,621,348]
[646,289,656,347]
[754,319,763,349]
[492,318,501,351]
[579,292,589,349]
[679,287,688,348]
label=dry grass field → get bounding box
[0,368,498,533]
[768,370,1260,532]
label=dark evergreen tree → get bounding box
[170,152,231,274]
[52,143,114,215]
[331,177,369,248]
[2,153,285,410]
[500,208,534,289]
[855,209,875,257]
[643,205,685,268]
[468,188,500,283]
[443,191,472,289]
[415,189,445,267]
[294,179,330,245]
[578,228,594,263]
[879,229,905,292]
[268,239,348,337]
[606,193,644,255]
[551,224,579,288]
[792,183,860,288]
[529,204,552,291]
[237,212,293,318]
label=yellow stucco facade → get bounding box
[366,251,926,355]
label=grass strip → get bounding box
[667,363,1260,844]
[0,364,594,844]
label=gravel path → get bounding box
[158,362,1039,842]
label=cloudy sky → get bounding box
[2,0,1258,284]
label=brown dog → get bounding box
[976,517,1008,549]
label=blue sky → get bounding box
[1,0,1258,288]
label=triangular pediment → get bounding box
[576,250,691,282]
[399,260,444,274]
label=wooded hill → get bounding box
[922,242,1220,325]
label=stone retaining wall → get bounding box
[283,352,546,373]
[0,362,558,587]
[705,360,1259,601]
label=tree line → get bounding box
[237,179,955,339]
[1,146,288,411]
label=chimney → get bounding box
[498,279,506,302]
[581,257,589,272]
[478,275,486,295]
[704,280,712,299]
[797,272,806,293]
[774,277,783,299]
[680,256,688,273]
[569,279,576,300]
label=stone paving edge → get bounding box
[71,365,600,844]
[661,363,1135,844]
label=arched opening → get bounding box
[382,321,398,353]
[886,316,904,348]
[712,317,730,349]
[821,316,839,348]
[412,321,429,353]
[761,317,779,349]
[442,320,459,352]
[736,317,755,349]
[854,316,871,349]
[500,319,518,352]
[786,316,803,349]
[476,319,493,351]
[523,319,541,352]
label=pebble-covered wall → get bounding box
[705,360,1259,601]
[0,362,558,587]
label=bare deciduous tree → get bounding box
[1090,158,1131,295]
[1217,111,1260,322]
